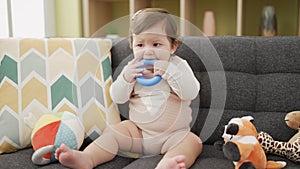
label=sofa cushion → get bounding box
[122,145,234,169]
[0,148,135,169]
[0,38,121,154]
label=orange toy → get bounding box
[222,116,286,169]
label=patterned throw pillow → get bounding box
[0,38,121,154]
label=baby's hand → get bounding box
[123,58,144,83]
[154,60,169,76]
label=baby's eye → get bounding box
[153,43,161,47]
[136,44,143,47]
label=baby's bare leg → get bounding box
[156,132,202,169]
[55,120,142,169]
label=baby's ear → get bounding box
[171,44,178,53]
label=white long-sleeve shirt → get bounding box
[110,56,200,136]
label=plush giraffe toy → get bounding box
[258,111,300,163]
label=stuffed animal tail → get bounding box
[266,161,286,169]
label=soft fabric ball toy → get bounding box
[258,111,300,163]
[221,116,286,169]
[31,111,85,165]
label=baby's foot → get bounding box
[55,144,93,169]
[155,155,186,169]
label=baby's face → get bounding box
[132,22,176,61]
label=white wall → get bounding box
[0,0,55,37]
[0,0,9,37]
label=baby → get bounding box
[55,8,202,169]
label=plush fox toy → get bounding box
[222,116,286,169]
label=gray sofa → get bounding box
[1,36,300,169]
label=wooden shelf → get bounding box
[82,0,300,37]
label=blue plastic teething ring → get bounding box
[136,59,162,86]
